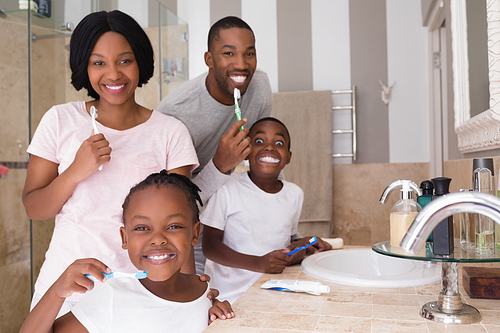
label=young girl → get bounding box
[20,171,234,332]
[22,10,199,315]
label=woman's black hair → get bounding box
[122,170,202,224]
[250,117,291,150]
[70,10,154,99]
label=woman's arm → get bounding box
[202,225,290,273]
[23,134,111,220]
[167,165,192,178]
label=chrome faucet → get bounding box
[401,191,500,254]
[379,180,422,204]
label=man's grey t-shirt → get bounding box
[157,68,273,176]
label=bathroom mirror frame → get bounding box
[455,0,500,153]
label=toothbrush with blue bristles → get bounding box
[234,88,244,130]
[85,270,147,282]
[287,237,318,256]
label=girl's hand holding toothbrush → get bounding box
[51,258,111,299]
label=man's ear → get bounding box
[192,221,202,246]
[285,151,292,165]
[120,226,128,250]
[204,51,213,68]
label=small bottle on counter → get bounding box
[417,180,434,242]
[431,177,454,255]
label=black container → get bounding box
[38,0,51,18]
[431,177,454,255]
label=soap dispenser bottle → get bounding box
[389,180,422,248]
[431,177,454,255]
[379,180,422,248]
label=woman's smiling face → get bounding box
[87,31,140,106]
[120,186,200,282]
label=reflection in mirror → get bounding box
[455,0,500,152]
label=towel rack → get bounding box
[332,86,356,162]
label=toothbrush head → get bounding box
[135,271,148,279]
[234,88,241,100]
[309,237,318,245]
[90,106,98,119]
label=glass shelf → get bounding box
[4,9,69,32]
[372,240,500,263]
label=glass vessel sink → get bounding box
[301,247,441,287]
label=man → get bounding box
[157,16,273,204]
[157,16,273,274]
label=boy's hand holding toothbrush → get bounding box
[50,258,111,300]
[259,250,291,274]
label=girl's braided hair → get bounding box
[122,170,202,224]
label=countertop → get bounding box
[204,249,500,333]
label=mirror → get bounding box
[455,0,500,153]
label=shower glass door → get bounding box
[0,1,188,331]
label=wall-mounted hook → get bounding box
[379,79,395,105]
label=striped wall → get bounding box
[173,0,430,165]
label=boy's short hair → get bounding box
[122,170,202,224]
[70,10,154,99]
[207,16,255,52]
[250,117,291,150]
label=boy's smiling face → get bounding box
[120,186,200,282]
[247,120,291,178]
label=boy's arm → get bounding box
[202,225,290,273]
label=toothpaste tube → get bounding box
[260,279,330,296]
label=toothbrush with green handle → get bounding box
[85,270,147,282]
[287,237,318,256]
[234,88,244,130]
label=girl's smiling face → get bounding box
[120,186,201,282]
[87,31,140,106]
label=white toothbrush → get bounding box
[85,270,148,283]
[287,237,318,256]
[234,88,244,130]
[90,106,103,171]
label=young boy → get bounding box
[20,171,233,333]
[202,117,332,303]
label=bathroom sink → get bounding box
[301,248,441,288]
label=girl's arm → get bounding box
[23,133,111,220]
[19,259,109,333]
[202,225,290,274]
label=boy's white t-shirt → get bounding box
[27,101,199,301]
[202,172,303,303]
[71,278,211,333]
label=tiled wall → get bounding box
[331,162,430,246]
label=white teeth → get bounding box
[230,76,246,83]
[259,156,280,163]
[147,253,173,260]
[106,84,125,90]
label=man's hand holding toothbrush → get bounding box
[212,119,250,174]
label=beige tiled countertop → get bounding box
[204,249,500,333]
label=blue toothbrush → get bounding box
[287,237,318,256]
[85,270,147,282]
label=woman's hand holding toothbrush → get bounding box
[66,131,111,181]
